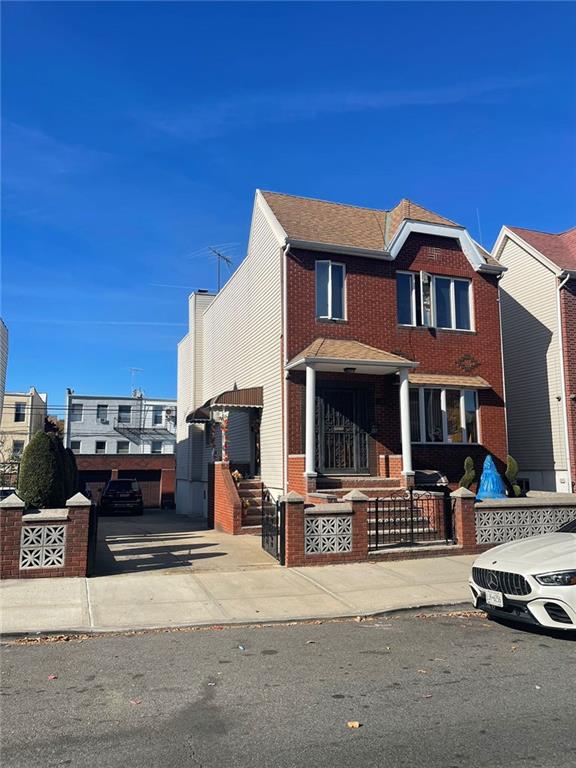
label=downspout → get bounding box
[496,271,510,456]
[282,243,291,495]
[556,272,572,492]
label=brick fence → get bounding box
[0,492,92,580]
[278,488,576,567]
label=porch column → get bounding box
[305,364,316,476]
[398,368,414,477]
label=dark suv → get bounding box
[99,479,143,516]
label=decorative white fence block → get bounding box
[20,525,66,569]
[305,515,352,554]
[475,506,576,545]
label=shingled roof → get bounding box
[507,226,576,273]
[260,190,456,252]
[260,190,500,268]
[287,338,416,368]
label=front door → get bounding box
[316,388,370,474]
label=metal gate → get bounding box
[261,497,285,564]
[316,389,369,473]
[368,488,455,550]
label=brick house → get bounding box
[177,190,508,528]
[493,225,576,492]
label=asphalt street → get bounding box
[1,608,575,768]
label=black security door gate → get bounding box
[316,388,369,474]
[262,496,285,564]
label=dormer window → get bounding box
[316,261,346,320]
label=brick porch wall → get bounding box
[212,461,242,534]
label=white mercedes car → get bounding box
[469,518,576,631]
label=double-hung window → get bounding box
[396,272,472,330]
[316,261,346,320]
[69,403,83,422]
[118,405,132,424]
[97,404,108,422]
[152,406,163,426]
[14,403,26,422]
[410,387,479,444]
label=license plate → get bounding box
[486,590,504,608]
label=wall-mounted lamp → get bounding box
[343,367,356,374]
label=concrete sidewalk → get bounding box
[0,555,476,635]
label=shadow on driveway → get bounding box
[94,508,275,575]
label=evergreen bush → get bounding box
[505,455,522,497]
[17,432,67,508]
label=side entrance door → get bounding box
[316,388,370,474]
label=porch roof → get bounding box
[408,373,491,389]
[286,338,418,374]
[186,386,263,423]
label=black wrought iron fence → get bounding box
[368,488,454,550]
[262,496,285,565]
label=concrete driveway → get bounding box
[95,509,275,575]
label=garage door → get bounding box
[118,469,161,508]
[79,470,111,506]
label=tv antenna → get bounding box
[209,247,233,291]
[129,367,144,395]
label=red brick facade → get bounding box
[0,499,91,580]
[285,233,508,482]
[560,279,576,492]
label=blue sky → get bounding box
[2,1,575,412]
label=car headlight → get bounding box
[534,570,576,586]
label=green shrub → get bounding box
[505,455,522,497]
[18,432,67,508]
[64,447,79,498]
[459,456,476,489]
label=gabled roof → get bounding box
[287,338,416,369]
[259,190,501,269]
[506,226,576,273]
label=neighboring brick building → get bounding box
[494,225,576,492]
[178,190,509,528]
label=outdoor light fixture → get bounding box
[343,367,356,374]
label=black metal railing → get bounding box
[261,496,285,565]
[368,488,455,550]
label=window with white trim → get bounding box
[69,403,83,422]
[316,261,346,320]
[151,440,163,454]
[95,441,106,454]
[396,272,472,330]
[70,440,81,453]
[410,387,479,444]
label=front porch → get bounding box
[286,338,418,498]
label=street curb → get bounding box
[0,599,477,641]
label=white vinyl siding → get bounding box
[226,409,252,464]
[499,238,567,480]
[201,199,283,493]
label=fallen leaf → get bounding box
[129,698,142,705]
[208,682,216,687]
[211,625,224,631]
[306,640,316,645]
[535,685,541,690]
[47,674,58,681]
[238,645,245,651]
[423,694,433,699]
[417,670,429,674]
[346,721,362,729]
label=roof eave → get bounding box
[286,238,391,261]
[286,356,419,371]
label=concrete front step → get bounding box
[316,476,400,489]
[238,524,262,536]
[236,479,262,490]
[238,488,262,499]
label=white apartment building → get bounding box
[64,391,177,455]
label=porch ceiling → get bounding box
[286,337,418,375]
